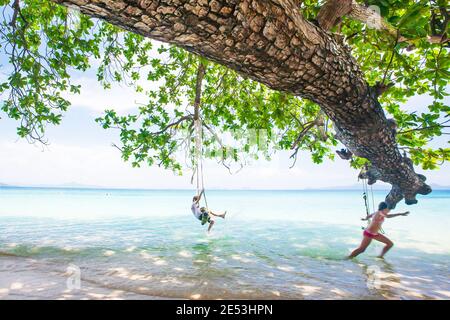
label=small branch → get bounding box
[151,115,193,135]
[347,1,399,39]
[10,0,20,27]
[291,115,325,150]
[398,123,450,135]
[317,0,353,31]
[289,111,304,128]
[289,147,300,169]
[202,121,226,150]
[336,148,353,160]
[291,122,316,150]
[318,0,446,45]
[381,36,398,86]
[372,81,395,97]
[111,143,123,152]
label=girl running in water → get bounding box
[349,202,409,259]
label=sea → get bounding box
[0,187,449,299]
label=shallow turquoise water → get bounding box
[0,187,449,299]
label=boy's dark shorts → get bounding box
[200,212,211,225]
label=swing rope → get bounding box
[194,118,208,210]
[190,61,209,212]
[370,184,375,214]
[200,152,208,210]
[360,171,370,218]
[359,167,384,234]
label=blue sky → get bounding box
[0,41,449,190]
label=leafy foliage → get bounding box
[0,0,97,142]
[0,0,448,173]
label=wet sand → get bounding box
[1,255,449,300]
[0,256,170,300]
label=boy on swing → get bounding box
[348,202,409,259]
[191,189,226,233]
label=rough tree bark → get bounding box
[51,0,432,208]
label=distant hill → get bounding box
[305,183,450,191]
[219,185,449,191]
[0,182,103,189]
[307,183,390,191]
[52,182,103,189]
[0,182,448,191]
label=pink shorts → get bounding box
[363,229,378,238]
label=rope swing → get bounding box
[192,60,208,210]
[359,165,384,234]
[361,172,375,218]
[194,117,208,210]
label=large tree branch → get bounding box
[50,0,432,208]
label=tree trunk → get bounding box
[52,0,432,208]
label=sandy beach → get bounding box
[0,255,168,300]
[1,254,449,300]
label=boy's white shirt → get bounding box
[191,202,202,219]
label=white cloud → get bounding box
[0,140,345,189]
[0,140,186,188]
